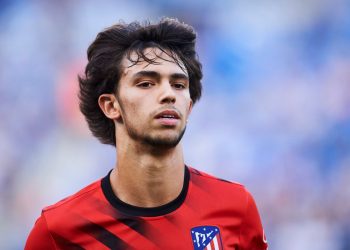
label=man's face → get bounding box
[116,48,193,149]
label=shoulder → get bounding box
[25,176,108,249]
[25,213,56,249]
[188,166,246,192]
[187,167,268,249]
[25,180,103,250]
[43,178,102,214]
[187,166,251,206]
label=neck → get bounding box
[110,136,186,208]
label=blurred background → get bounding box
[1,0,350,249]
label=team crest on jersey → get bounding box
[190,225,223,250]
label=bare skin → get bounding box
[98,48,193,208]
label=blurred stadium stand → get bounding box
[1,0,350,249]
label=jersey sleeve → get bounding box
[25,213,56,250]
[239,190,268,250]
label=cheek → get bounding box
[121,99,148,121]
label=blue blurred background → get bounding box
[1,0,350,249]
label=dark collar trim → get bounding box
[101,166,190,217]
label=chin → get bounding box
[143,135,182,149]
[127,125,187,149]
[143,128,186,149]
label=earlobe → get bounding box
[98,94,121,120]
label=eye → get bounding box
[172,82,186,90]
[136,81,154,88]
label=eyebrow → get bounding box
[132,71,189,81]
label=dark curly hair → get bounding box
[78,18,203,146]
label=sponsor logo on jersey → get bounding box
[191,225,223,250]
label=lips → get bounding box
[154,109,180,126]
[155,110,180,119]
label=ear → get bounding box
[98,94,121,120]
[187,99,193,117]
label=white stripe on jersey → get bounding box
[206,243,212,250]
[213,236,219,249]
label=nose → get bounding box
[159,82,176,104]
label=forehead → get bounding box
[120,47,188,77]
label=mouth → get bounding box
[154,109,180,126]
[155,110,180,119]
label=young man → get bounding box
[25,18,268,250]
